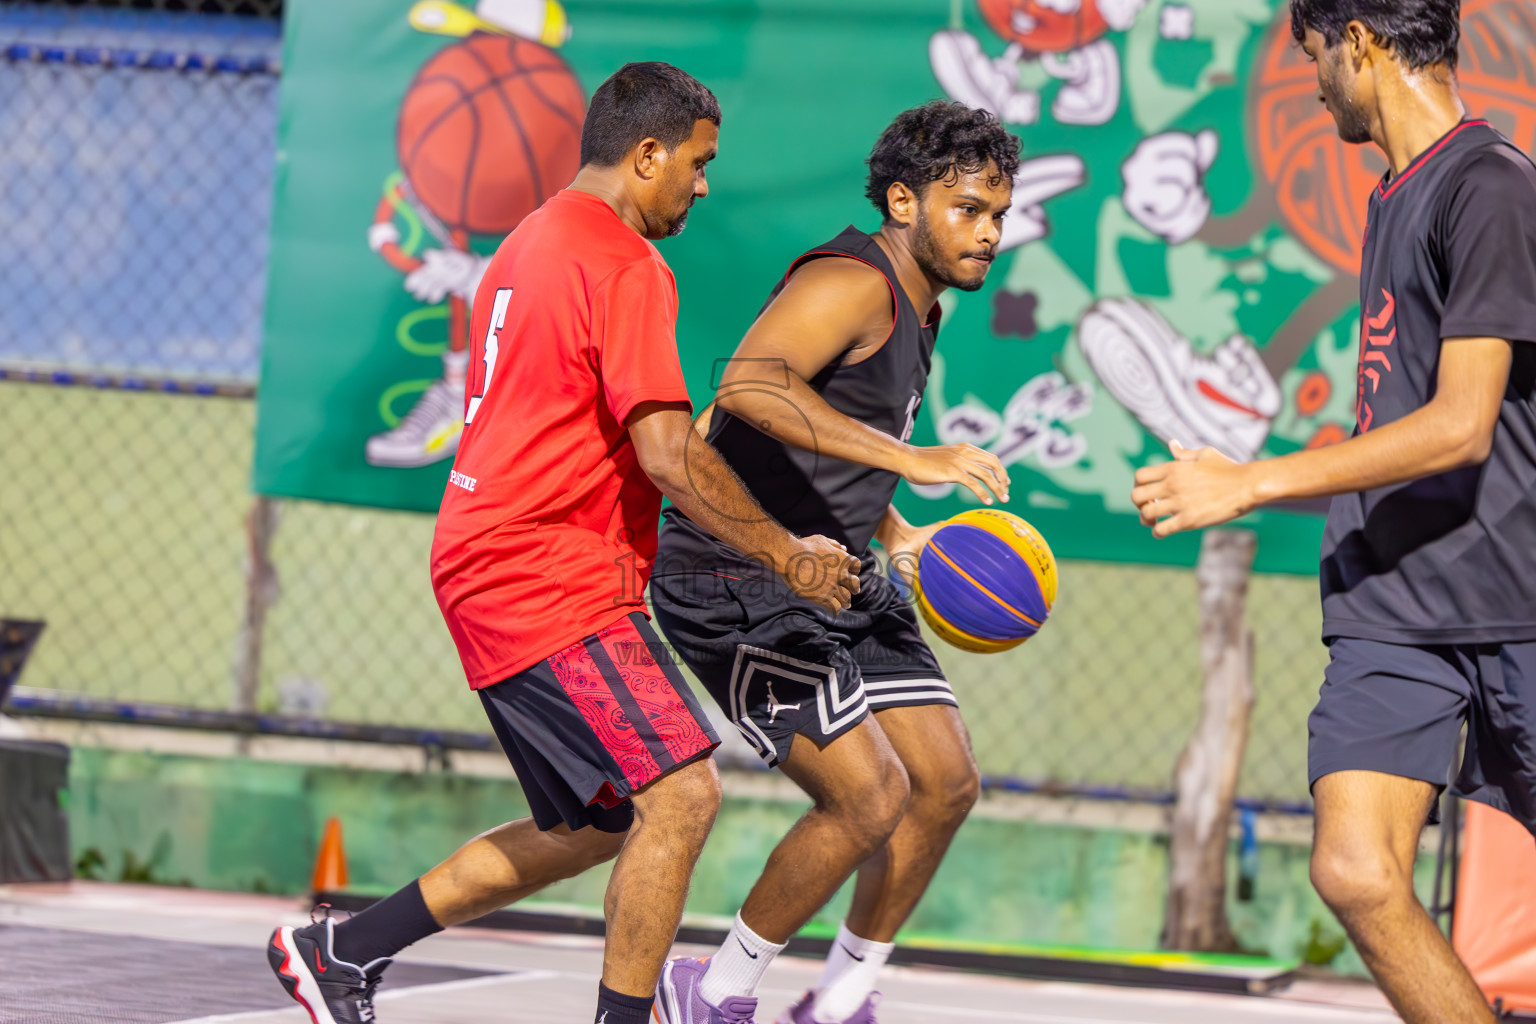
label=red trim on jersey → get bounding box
[784,250,900,350]
[1379,120,1490,201]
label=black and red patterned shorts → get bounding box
[478,612,720,833]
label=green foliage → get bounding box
[1301,918,1348,966]
[77,834,192,887]
[74,846,106,881]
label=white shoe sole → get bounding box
[652,958,694,1024]
[272,926,340,1024]
[363,432,460,469]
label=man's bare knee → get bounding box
[832,753,910,855]
[913,756,980,826]
[1310,838,1414,921]
[535,822,627,877]
[880,705,979,830]
[576,827,628,870]
[870,753,912,830]
[632,757,722,847]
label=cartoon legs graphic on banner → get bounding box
[930,0,1151,127]
[365,0,583,469]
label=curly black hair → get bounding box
[1290,0,1460,71]
[865,102,1022,220]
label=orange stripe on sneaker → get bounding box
[1196,380,1263,418]
[924,540,1042,629]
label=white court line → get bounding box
[875,999,1389,1024]
[377,970,560,1001]
[163,969,559,1024]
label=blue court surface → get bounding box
[0,882,1399,1024]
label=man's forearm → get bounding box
[1247,400,1491,508]
[717,374,910,474]
[649,433,797,572]
[873,504,915,550]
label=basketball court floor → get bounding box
[0,883,1399,1024]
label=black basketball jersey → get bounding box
[1319,120,1536,644]
[666,226,940,558]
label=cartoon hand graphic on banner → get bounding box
[403,247,491,305]
[1040,38,1123,126]
[928,32,1042,126]
[1000,153,1087,252]
[1121,130,1220,245]
[1099,0,1152,31]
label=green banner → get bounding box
[254,0,1536,574]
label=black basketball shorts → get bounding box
[1309,636,1536,835]
[650,553,955,768]
[478,612,720,834]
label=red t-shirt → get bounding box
[430,189,691,688]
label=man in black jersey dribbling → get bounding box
[648,103,1018,1024]
[1133,2,1536,1021]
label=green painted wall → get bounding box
[66,748,1434,978]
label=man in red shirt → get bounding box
[267,62,859,1024]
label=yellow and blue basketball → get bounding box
[913,509,1057,654]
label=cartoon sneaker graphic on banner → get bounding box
[929,0,1151,128]
[1078,298,1279,463]
[364,0,582,469]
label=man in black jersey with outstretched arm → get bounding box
[647,103,1017,1024]
[1132,2,1536,1021]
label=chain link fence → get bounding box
[0,0,1329,809]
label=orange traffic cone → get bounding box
[311,816,349,895]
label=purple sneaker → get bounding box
[778,990,881,1024]
[654,957,758,1024]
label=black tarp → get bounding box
[0,738,71,883]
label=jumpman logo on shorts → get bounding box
[765,679,801,723]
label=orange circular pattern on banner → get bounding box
[397,34,585,236]
[1306,422,1349,449]
[1295,370,1332,417]
[979,0,1109,53]
[1255,0,1536,275]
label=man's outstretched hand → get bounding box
[1131,442,1257,538]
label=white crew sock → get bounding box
[699,912,786,1004]
[812,923,894,1021]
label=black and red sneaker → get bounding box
[268,913,391,1024]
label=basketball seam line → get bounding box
[401,74,478,198]
[923,539,1042,629]
[398,64,575,230]
[463,43,545,208]
[505,42,584,136]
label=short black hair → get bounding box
[865,102,1022,220]
[1290,0,1460,71]
[580,62,721,167]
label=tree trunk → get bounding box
[233,495,281,720]
[1161,528,1258,952]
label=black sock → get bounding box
[329,879,443,965]
[595,983,654,1024]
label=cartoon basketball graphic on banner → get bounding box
[366,0,584,469]
[930,0,1151,126]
